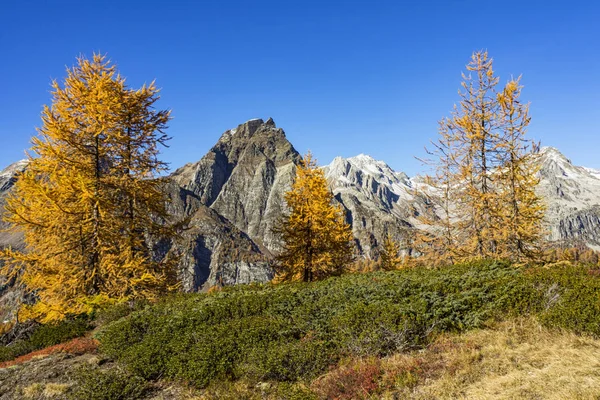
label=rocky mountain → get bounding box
[0,160,28,250]
[536,147,600,249]
[323,154,421,257]
[324,146,600,253]
[1,120,600,301]
[170,117,301,253]
[164,118,301,289]
[0,160,29,323]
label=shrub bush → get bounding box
[311,358,383,400]
[0,315,91,362]
[91,301,148,327]
[99,260,573,388]
[531,264,600,336]
[68,366,149,400]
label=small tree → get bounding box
[274,153,353,282]
[450,50,503,259]
[379,233,402,271]
[1,54,177,322]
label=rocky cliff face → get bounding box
[162,180,273,291]
[170,118,301,252]
[536,147,600,248]
[323,155,421,257]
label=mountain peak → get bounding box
[540,146,571,165]
[221,118,283,142]
[0,159,28,192]
[328,154,406,180]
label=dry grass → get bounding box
[42,382,71,397]
[19,382,71,399]
[381,318,600,399]
[21,382,43,398]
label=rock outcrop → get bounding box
[170,118,301,252]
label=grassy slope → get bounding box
[3,317,600,399]
[2,260,600,399]
[381,318,600,399]
[204,318,600,400]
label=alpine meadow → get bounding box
[1,2,600,399]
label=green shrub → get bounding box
[532,265,600,336]
[253,339,336,381]
[68,366,149,400]
[91,301,148,326]
[94,261,600,389]
[99,260,566,388]
[0,315,91,362]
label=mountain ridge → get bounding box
[1,119,600,300]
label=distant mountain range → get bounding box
[2,118,600,298]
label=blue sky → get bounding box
[1,0,598,176]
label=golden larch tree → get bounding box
[495,78,545,261]
[274,153,354,282]
[417,51,545,264]
[379,232,402,271]
[414,119,462,265]
[1,54,177,322]
[449,50,503,259]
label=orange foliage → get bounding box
[0,337,98,369]
[311,358,382,400]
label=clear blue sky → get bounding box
[1,0,599,176]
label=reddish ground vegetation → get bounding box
[0,337,98,369]
[311,358,383,400]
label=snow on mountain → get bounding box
[323,146,600,251]
[323,154,423,257]
[583,167,600,180]
[0,160,28,193]
[324,154,412,207]
[536,147,600,245]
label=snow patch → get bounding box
[583,167,600,180]
[0,160,28,179]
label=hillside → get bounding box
[1,261,600,399]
